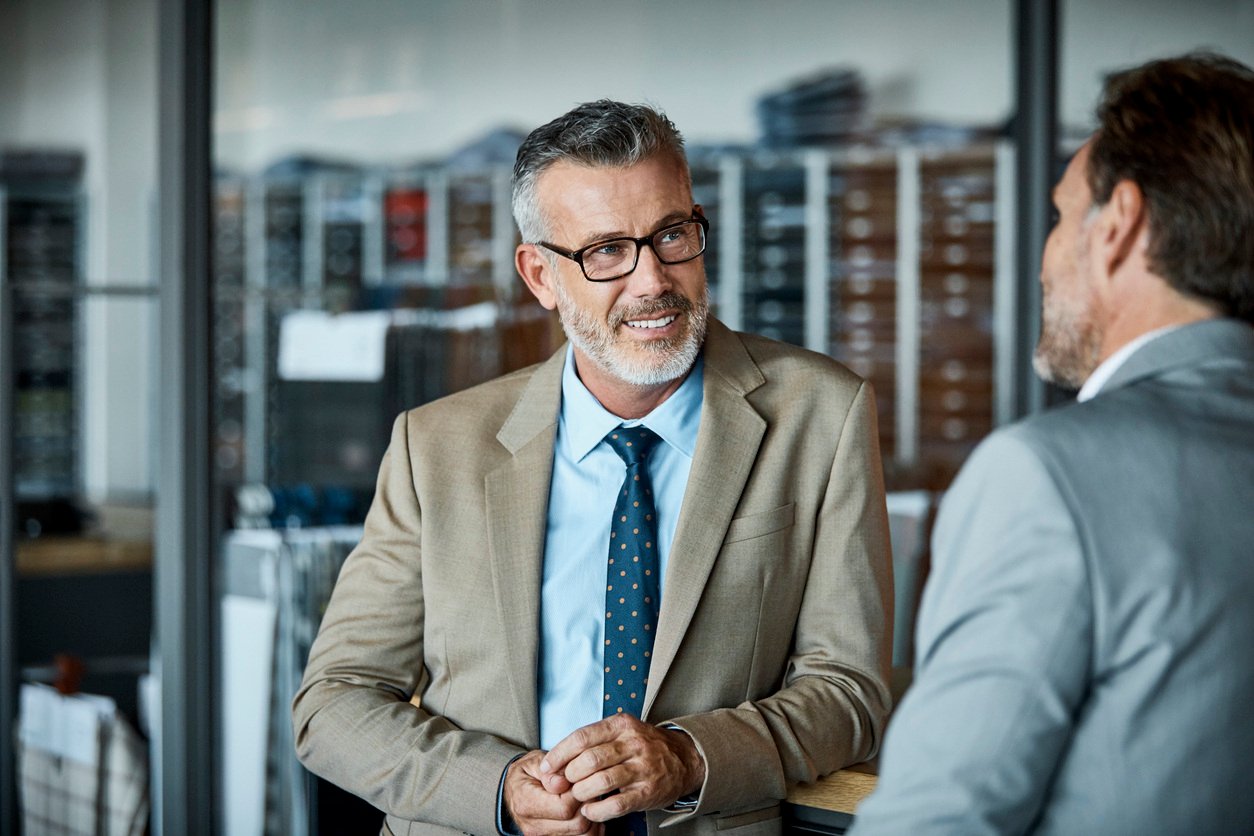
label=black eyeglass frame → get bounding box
[537,213,710,282]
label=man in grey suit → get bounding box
[850,53,1254,835]
[294,101,893,836]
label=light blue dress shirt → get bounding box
[537,346,704,750]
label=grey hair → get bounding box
[512,100,690,243]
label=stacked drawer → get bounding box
[741,153,807,347]
[318,174,367,304]
[383,175,429,284]
[829,154,899,459]
[918,149,998,483]
[688,151,723,318]
[447,174,495,287]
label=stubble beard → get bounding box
[553,281,709,387]
[1032,259,1103,390]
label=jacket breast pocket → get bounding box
[722,503,795,545]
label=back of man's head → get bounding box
[1087,52,1254,322]
[512,100,689,244]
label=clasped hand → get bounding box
[504,714,705,836]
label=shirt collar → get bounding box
[1077,324,1181,402]
[559,344,704,462]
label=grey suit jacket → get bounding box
[851,319,1254,835]
[293,319,894,836]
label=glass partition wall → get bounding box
[2,0,160,832]
[208,1,1254,823]
[209,3,1021,832]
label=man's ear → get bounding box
[1095,179,1148,281]
[516,244,558,311]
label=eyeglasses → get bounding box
[538,215,709,282]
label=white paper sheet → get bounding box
[19,682,116,765]
[277,309,391,382]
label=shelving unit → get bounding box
[210,140,1014,498]
[212,164,559,516]
[1,167,87,536]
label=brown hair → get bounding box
[1087,52,1254,322]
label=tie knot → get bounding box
[604,426,662,466]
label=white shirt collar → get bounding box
[1076,324,1181,402]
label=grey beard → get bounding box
[556,286,708,387]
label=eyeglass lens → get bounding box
[582,221,705,280]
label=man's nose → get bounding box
[624,243,672,297]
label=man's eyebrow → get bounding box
[655,209,692,227]
[575,211,693,249]
[576,229,628,248]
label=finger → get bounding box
[564,715,657,785]
[563,738,631,785]
[580,789,637,823]
[509,773,583,827]
[540,771,573,795]
[514,787,583,824]
[543,719,619,776]
[570,763,634,803]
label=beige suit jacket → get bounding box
[293,319,893,836]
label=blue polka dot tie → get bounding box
[602,425,662,835]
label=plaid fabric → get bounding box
[100,713,149,836]
[17,684,148,836]
[17,746,98,836]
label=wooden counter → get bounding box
[787,762,877,815]
[15,535,153,576]
[785,763,877,833]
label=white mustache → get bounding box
[610,293,692,329]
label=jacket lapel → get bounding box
[484,348,565,747]
[644,321,766,715]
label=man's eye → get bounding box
[593,242,625,257]
[1048,207,1061,228]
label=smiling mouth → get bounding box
[624,314,678,330]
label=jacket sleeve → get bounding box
[665,381,895,820]
[847,430,1091,835]
[291,413,525,834]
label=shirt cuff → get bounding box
[659,724,705,814]
[664,793,700,812]
[496,752,527,836]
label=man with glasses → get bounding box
[294,100,893,836]
[850,53,1254,835]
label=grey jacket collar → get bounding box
[1099,318,1254,396]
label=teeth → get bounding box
[626,314,677,329]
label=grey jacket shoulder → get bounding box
[991,317,1254,473]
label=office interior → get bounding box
[1,0,1251,833]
